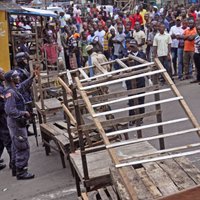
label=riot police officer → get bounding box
[0,68,12,170]
[15,52,35,136]
[4,66,39,180]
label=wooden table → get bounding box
[110,142,200,200]
[70,142,155,189]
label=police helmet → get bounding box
[15,52,29,63]
[4,70,19,82]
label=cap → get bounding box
[85,45,93,52]
[176,16,181,21]
[129,39,138,47]
[4,70,19,82]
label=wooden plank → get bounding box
[155,58,200,136]
[57,77,72,95]
[157,159,196,190]
[175,157,200,184]
[107,128,200,149]
[88,191,98,200]
[116,149,200,168]
[94,97,183,117]
[143,162,179,196]
[159,185,200,200]
[93,61,109,74]
[79,68,90,80]
[80,110,161,132]
[62,103,77,125]
[116,58,128,68]
[106,186,118,200]
[80,62,154,82]
[98,188,109,200]
[92,88,171,108]
[80,69,165,90]
[110,166,154,200]
[136,168,162,199]
[81,192,89,200]
[107,118,188,137]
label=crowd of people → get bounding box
[1,2,200,180]
[53,3,200,82]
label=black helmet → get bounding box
[15,52,29,63]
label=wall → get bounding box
[0,11,10,72]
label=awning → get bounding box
[7,6,57,18]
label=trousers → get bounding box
[193,53,200,81]
[8,124,30,169]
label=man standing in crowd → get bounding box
[153,23,172,79]
[169,18,183,76]
[126,40,146,126]
[192,25,200,83]
[182,19,196,80]
[4,66,39,180]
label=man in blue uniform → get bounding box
[14,52,35,137]
[0,68,12,170]
[4,66,39,180]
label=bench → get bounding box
[40,120,77,168]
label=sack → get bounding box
[13,135,29,151]
[16,116,27,128]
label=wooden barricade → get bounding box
[68,55,200,200]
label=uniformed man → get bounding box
[4,66,39,180]
[0,68,12,170]
[14,52,35,136]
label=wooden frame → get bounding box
[70,56,200,200]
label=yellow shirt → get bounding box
[140,9,147,25]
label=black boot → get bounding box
[16,167,35,180]
[0,163,6,170]
[11,163,16,176]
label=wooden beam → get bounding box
[61,103,77,125]
[80,69,166,90]
[93,97,183,117]
[155,58,200,136]
[57,77,72,95]
[119,142,200,161]
[92,88,171,108]
[116,149,200,168]
[106,118,188,137]
[80,62,154,83]
[159,185,200,200]
[116,58,128,68]
[80,110,161,131]
[106,128,200,149]
[79,68,90,80]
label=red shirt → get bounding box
[189,12,197,21]
[131,13,143,29]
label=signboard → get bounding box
[0,11,10,72]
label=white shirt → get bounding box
[132,30,146,52]
[94,30,105,46]
[59,16,67,28]
[169,25,183,48]
[153,32,172,57]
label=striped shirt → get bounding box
[103,32,111,51]
[194,34,200,54]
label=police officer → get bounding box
[4,66,39,180]
[15,52,35,136]
[0,68,12,170]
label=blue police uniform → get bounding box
[4,71,34,179]
[0,81,12,163]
